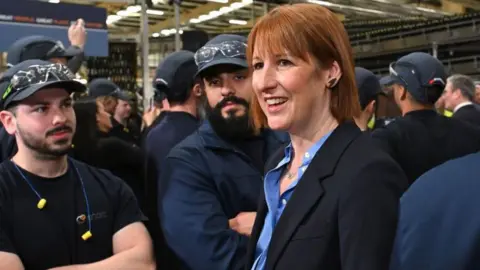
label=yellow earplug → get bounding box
[82,231,92,241]
[37,198,47,209]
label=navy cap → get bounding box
[195,34,248,77]
[88,78,130,101]
[7,36,81,67]
[383,52,447,103]
[355,67,384,109]
[154,50,197,102]
[0,60,85,109]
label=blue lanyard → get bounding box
[12,158,93,241]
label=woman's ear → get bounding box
[327,61,342,89]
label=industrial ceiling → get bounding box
[47,0,480,39]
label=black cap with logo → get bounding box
[0,60,86,109]
[88,78,131,101]
[355,67,384,110]
[154,50,198,103]
[382,52,447,104]
[194,34,248,78]
[7,36,81,68]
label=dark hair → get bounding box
[71,98,100,165]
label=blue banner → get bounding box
[0,0,108,56]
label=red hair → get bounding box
[247,3,361,129]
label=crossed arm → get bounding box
[0,222,155,270]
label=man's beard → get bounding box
[206,96,254,141]
[17,124,73,160]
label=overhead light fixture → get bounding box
[106,15,122,25]
[229,19,247,25]
[147,9,165,15]
[117,10,131,16]
[48,0,60,3]
[189,0,253,24]
[152,33,160,37]
[207,0,229,3]
[307,0,395,16]
[126,5,142,13]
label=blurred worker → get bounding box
[355,67,384,131]
[441,74,480,127]
[372,52,480,184]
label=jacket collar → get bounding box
[247,121,362,269]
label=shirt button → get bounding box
[282,199,287,205]
[305,152,310,158]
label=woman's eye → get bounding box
[252,62,264,70]
[278,59,292,66]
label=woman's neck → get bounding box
[289,112,338,164]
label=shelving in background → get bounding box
[87,42,137,91]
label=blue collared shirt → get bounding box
[251,132,332,270]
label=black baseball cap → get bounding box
[355,67,384,110]
[7,36,81,68]
[88,78,130,101]
[0,60,86,109]
[194,34,248,77]
[154,50,198,102]
[382,52,447,103]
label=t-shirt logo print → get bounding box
[76,212,108,224]
[76,214,87,225]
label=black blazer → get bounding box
[246,122,408,270]
[453,104,480,127]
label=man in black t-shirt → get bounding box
[0,60,155,270]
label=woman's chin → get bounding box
[267,118,290,131]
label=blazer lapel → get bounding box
[266,122,361,269]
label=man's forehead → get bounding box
[204,68,248,78]
[23,88,71,103]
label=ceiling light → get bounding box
[126,5,142,13]
[106,15,122,25]
[48,0,60,3]
[152,33,160,37]
[117,10,131,16]
[207,0,228,3]
[147,9,164,16]
[190,18,201,23]
[220,7,233,13]
[229,19,247,25]
[230,2,242,9]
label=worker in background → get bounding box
[6,19,87,74]
[371,52,480,185]
[144,51,202,269]
[158,34,287,270]
[0,19,87,162]
[441,74,480,127]
[354,67,385,131]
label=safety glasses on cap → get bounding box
[3,63,75,101]
[45,40,67,59]
[194,40,247,66]
[389,61,445,88]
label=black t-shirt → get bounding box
[0,159,145,270]
[109,117,139,146]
